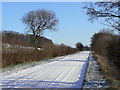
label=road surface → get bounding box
[1,51,89,88]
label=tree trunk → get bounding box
[34,36,39,51]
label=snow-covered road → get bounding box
[1,51,90,88]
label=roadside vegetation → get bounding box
[2,30,78,68]
[91,30,120,88]
[83,2,120,88]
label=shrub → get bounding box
[107,36,120,70]
[91,30,120,88]
[2,44,78,68]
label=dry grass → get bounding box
[93,53,120,88]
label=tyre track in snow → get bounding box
[1,51,90,88]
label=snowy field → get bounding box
[1,51,90,88]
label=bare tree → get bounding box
[82,2,120,31]
[21,9,58,50]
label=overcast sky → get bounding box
[2,2,111,47]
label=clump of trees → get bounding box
[76,42,90,51]
[21,9,58,50]
[76,42,84,51]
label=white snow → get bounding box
[1,51,90,88]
